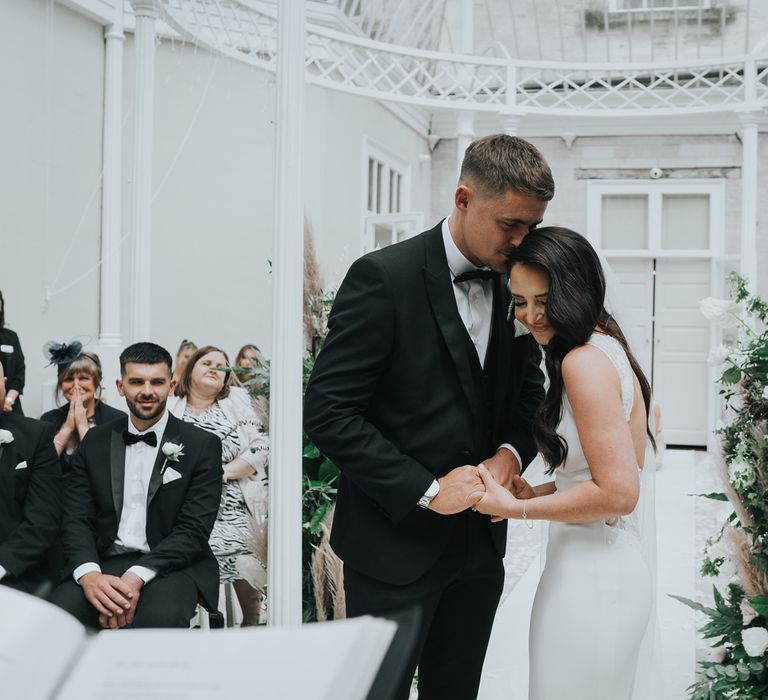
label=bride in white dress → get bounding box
[474,227,655,700]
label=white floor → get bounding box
[479,449,718,700]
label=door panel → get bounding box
[653,259,710,446]
[607,259,654,379]
[609,257,710,447]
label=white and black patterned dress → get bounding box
[183,403,259,583]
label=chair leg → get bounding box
[224,581,235,628]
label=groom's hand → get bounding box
[480,449,520,491]
[429,466,485,515]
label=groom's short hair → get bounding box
[459,134,554,201]
[120,342,173,376]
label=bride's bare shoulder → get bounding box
[562,344,621,399]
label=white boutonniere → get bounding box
[160,441,184,474]
[511,317,531,338]
[0,429,14,446]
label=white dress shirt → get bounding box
[73,411,170,585]
[440,216,522,470]
[442,217,494,367]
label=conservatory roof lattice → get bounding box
[157,0,768,118]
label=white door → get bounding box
[653,259,710,446]
[610,258,710,447]
[606,259,654,379]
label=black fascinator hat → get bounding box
[43,340,84,374]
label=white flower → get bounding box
[763,386,768,401]
[0,429,13,446]
[699,297,741,328]
[742,627,768,657]
[162,441,184,461]
[706,646,727,663]
[741,599,760,626]
[707,345,730,367]
[512,318,531,338]
[728,460,754,487]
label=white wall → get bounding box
[0,0,105,417]
[0,2,432,416]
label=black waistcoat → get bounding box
[462,304,500,462]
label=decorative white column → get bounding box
[455,111,475,177]
[455,0,475,176]
[738,110,759,290]
[129,0,157,342]
[98,15,125,351]
[500,113,521,136]
[737,57,760,292]
[268,0,305,627]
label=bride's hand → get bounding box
[511,474,536,500]
[474,465,517,522]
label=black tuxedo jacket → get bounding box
[62,413,223,609]
[304,223,545,585]
[0,413,63,585]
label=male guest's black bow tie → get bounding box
[453,269,495,284]
[123,430,157,447]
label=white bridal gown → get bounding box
[527,333,654,700]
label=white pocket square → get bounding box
[162,466,182,484]
[15,461,28,470]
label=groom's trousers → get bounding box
[344,510,504,700]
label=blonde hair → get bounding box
[56,352,103,400]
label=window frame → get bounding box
[586,179,724,259]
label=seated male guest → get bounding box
[49,342,223,629]
[0,363,63,593]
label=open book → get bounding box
[0,586,396,700]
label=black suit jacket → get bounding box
[0,413,63,585]
[0,328,25,414]
[62,413,223,610]
[304,223,545,585]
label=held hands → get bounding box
[428,465,485,515]
[474,465,519,522]
[511,474,536,500]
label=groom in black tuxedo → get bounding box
[0,363,63,594]
[49,342,222,629]
[305,135,553,700]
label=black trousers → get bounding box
[344,511,504,700]
[48,553,199,630]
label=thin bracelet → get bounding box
[522,500,534,529]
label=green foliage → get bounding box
[237,294,341,622]
[674,585,768,698]
[677,275,768,697]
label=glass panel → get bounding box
[389,171,396,213]
[601,195,648,250]
[376,163,383,213]
[661,194,710,250]
[396,174,402,213]
[374,224,392,249]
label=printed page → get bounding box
[0,586,87,700]
[55,616,396,700]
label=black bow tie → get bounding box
[453,269,495,284]
[123,430,157,448]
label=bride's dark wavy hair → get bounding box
[508,227,655,472]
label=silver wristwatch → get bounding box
[417,479,441,509]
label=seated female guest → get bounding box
[172,339,197,385]
[168,345,268,626]
[234,343,269,428]
[39,344,126,474]
[0,290,26,415]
